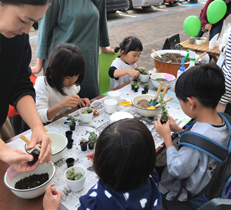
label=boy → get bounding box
[154,64,230,207]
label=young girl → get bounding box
[43,118,162,210]
[34,43,90,123]
[109,36,143,90]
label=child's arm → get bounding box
[43,184,62,210]
[109,66,139,79]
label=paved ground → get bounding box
[29,0,231,182]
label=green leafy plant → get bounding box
[134,83,139,89]
[88,132,97,146]
[143,83,150,89]
[83,107,93,114]
[195,37,201,40]
[80,138,88,144]
[159,93,168,124]
[66,168,84,180]
[63,114,81,126]
[131,81,137,86]
[135,68,148,75]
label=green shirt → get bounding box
[37,0,110,99]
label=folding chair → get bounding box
[98,51,120,94]
[198,198,231,210]
[162,34,180,50]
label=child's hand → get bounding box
[43,184,62,210]
[86,152,95,162]
[154,118,171,140]
[128,69,140,78]
[59,95,84,109]
[137,67,146,70]
[166,115,184,133]
[81,98,91,107]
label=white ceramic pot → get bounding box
[64,165,86,192]
[79,107,94,123]
[131,94,161,117]
[104,99,118,114]
[4,162,55,199]
[108,91,121,102]
[139,74,149,83]
[196,39,203,45]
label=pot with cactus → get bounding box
[159,93,169,124]
[79,107,94,124]
[80,138,88,151]
[135,68,149,82]
[88,132,97,150]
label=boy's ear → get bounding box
[121,50,125,55]
[187,97,197,110]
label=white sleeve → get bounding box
[34,77,53,123]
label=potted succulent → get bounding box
[159,94,169,124]
[189,37,195,44]
[63,114,81,131]
[66,168,84,181]
[131,80,137,90]
[195,37,203,45]
[135,68,149,82]
[88,132,97,150]
[80,138,88,151]
[79,107,94,123]
[143,83,150,93]
[133,83,139,92]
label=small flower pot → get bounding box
[88,143,95,150]
[189,37,195,44]
[142,90,147,94]
[65,131,73,140]
[66,158,75,168]
[196,39,203,46]
[67,139,74,149]
[80,143,87,151]
[134,87,139,92]
[79,107,93,124]
[131,84,135,90]
[69,123,76,131]
[140,74,149,83]
[144,88,149,93]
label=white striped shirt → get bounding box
[220,33,231,104]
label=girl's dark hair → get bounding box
[175,63,225,109]
[93,118,156,191]
[0,0,51,5]
[114,36,143,54]
[45,43,85,96]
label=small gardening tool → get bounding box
[155,96,174,108]
[162,84,169,98]
[20,135,41,151]
[119,101,131,106]
[152,49,164,61]
[149,81,164,106]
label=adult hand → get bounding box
[27,129,52,165]
[86,152,95,162]
[43,184,62,210]
[204,24,212,31]
[31,58,44,74]
[100,46,115,54]
[59,95,84,109]
[166,115,183,133]
[81,98,91,107]
[128,69,140,78]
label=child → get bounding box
[154,63,230,208]
[109,36,143,90]
[43,119,162,210]
[34,43,90,123]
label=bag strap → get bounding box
[178,112,231,163]
[91,0,98,8]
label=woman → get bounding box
[197,0,231,40]
[32,0,114,100]
[0,0,52,172]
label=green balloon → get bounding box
[183,16,201,37]
[207,0,227,24]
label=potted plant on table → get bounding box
[80,138,88,151]
[64,114,81,131]
[159,93,169,124]
[143,83,150,93]
[88,132,97,150]
[131,80,137,90]
[135,68,149,82]
[189,37,195,44]
[79,107,94,124]
[133,83,139,92]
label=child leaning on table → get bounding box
[43,119,162,210]
[109,36,143,90]
[154,63,230,209]
[34,43,90,123]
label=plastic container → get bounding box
[104,99,118,114]
[177,58,185,78]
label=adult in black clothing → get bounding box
[0,0,52,172]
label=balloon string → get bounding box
[206,24,212,41]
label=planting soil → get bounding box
[156,53,190,63]
[137,99,151,109]
[15,173,49,189]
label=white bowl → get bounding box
[64,165,86,192]
[110,112,134,122]
[150,73,176,90]
[139,74,149,83]
[79,107,94,123]
[47,132,68,163]
[104,99,118,114]
[196,39,203,45]
[108,91,121,102]
[4,162,55,199]
[131,94,161,117]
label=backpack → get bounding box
[176,113,231,200]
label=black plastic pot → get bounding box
[66,158,74,168]
[80,143,87,151]
[134,87,139,92]
[88,143,95,150]
[142,90,147,94]
[65,131,73,139]
[69,123,76,131]
[144,88,149,93]
[67,139,74,149]
[131,84,135,90]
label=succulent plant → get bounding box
[88,132,97,146]
[66,168,83,180]
[159,93,168,124]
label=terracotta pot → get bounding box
[151,50,197,77]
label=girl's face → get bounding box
[121,51,141,65]
[62,76,79,88]
[0,3,49,38]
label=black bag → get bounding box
[10,115,30,136]
[178,112,231,200]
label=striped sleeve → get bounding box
[220,33,231,104]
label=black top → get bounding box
[0,34,35,128]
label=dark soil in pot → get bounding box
[155,53,190,63]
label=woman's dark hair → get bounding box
[175,63,225,109]
[114,36,143,54]
[45,43,85,96]
[93,118,156,192]
[0,0,51,6]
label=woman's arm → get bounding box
[31,58,44,74]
